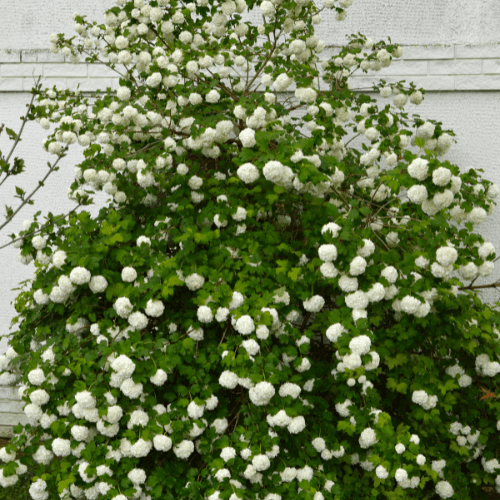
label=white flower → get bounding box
[395,443,405,454]
[249,381,275,406]
[153,435,172,451]
[188,175,203,190]
[241,339,260,356]
[197,306,214,323]
[70,266,91,285]
[407,185,428,204]
[349,335,371,355]
[436,247,458,267]
[219,371,238,389]
[206,90,220,103]
[89,275,108,293]
[237,163,259,183]
[468,207,487,225]
[145,299,164,317]
[128,468,147,485]
[287,416,306,434]
[349,256,367,276]
[295,87,317,103]
[252,454,271,471]
[381,266,398,283]
[359,428,378,448]
[279,383,301,399]
[187,401,205,419]
[303,295,325,312]
[120,378,143,399]
[239,128,256,147]
[28,368,46,386]
[273,73,293,91]
[114,297,133,318]
[173,440,194,459]
[219,447,236,462]
[375,465,389,479]
[318,244,337,262]
[235,315,255,335]
[312,437,326,452]
[185,273,205,290]
[408,158,429,181]
[128,311,149,330]
[435,481,454,499]
[345,291,368,310]
[122,266,137,282]
[326,323,345,342]
[395,468,408,483]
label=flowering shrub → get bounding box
[1,0,500,499]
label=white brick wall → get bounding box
[0,388,26,438]
[2,45,500,95]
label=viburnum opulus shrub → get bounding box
[1,0,500,499]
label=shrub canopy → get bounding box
[1,0,500,499]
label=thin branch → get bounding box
[0,147,69,234]
[0,77,43,189]
[0,202,82,250]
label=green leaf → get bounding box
[415,137,425,148]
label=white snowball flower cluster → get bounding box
[411,390,438,409]
[395,443,405,454]
[173,440,194,459]
[249,381,275,406]
[335,399,352,417]
[357,239,375,257]
[349,335,371,355]
[187,400,205,419]
[197,305,214,323]
[267,409,292,428]
[121,266,137,282]
[239,128,256,148]
[435,481,454,499]
[153,435,173,452]
[128,311,148,330]
[432,167,452,186]
[318,244,337,262]
[358,428,378,448]
[476,353,500,377]
[345,291,368,310]
[114,297,133,318]
[262,161,294,188]
[278,383,301,399]
[235,315,255,335]
[295,87,317,103]
[349,256,367,276]
[237,163,260,183]
[288,416,306,434]
[381,266,398,283]
[89,275,108,293]
[321,222,341,237]
[185,273,205,290]
[273,73,293,91]
[326,323,346,342]
[252,454,271,471]
[407,158,429,181]
[408,185,428,204]
[436,246,458,267]
[145,299,164,317]
[69,266,91,285]
[312,437,326,452]
[303,295,325,312]
[375,465,389,479]
[219,371,239,389]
